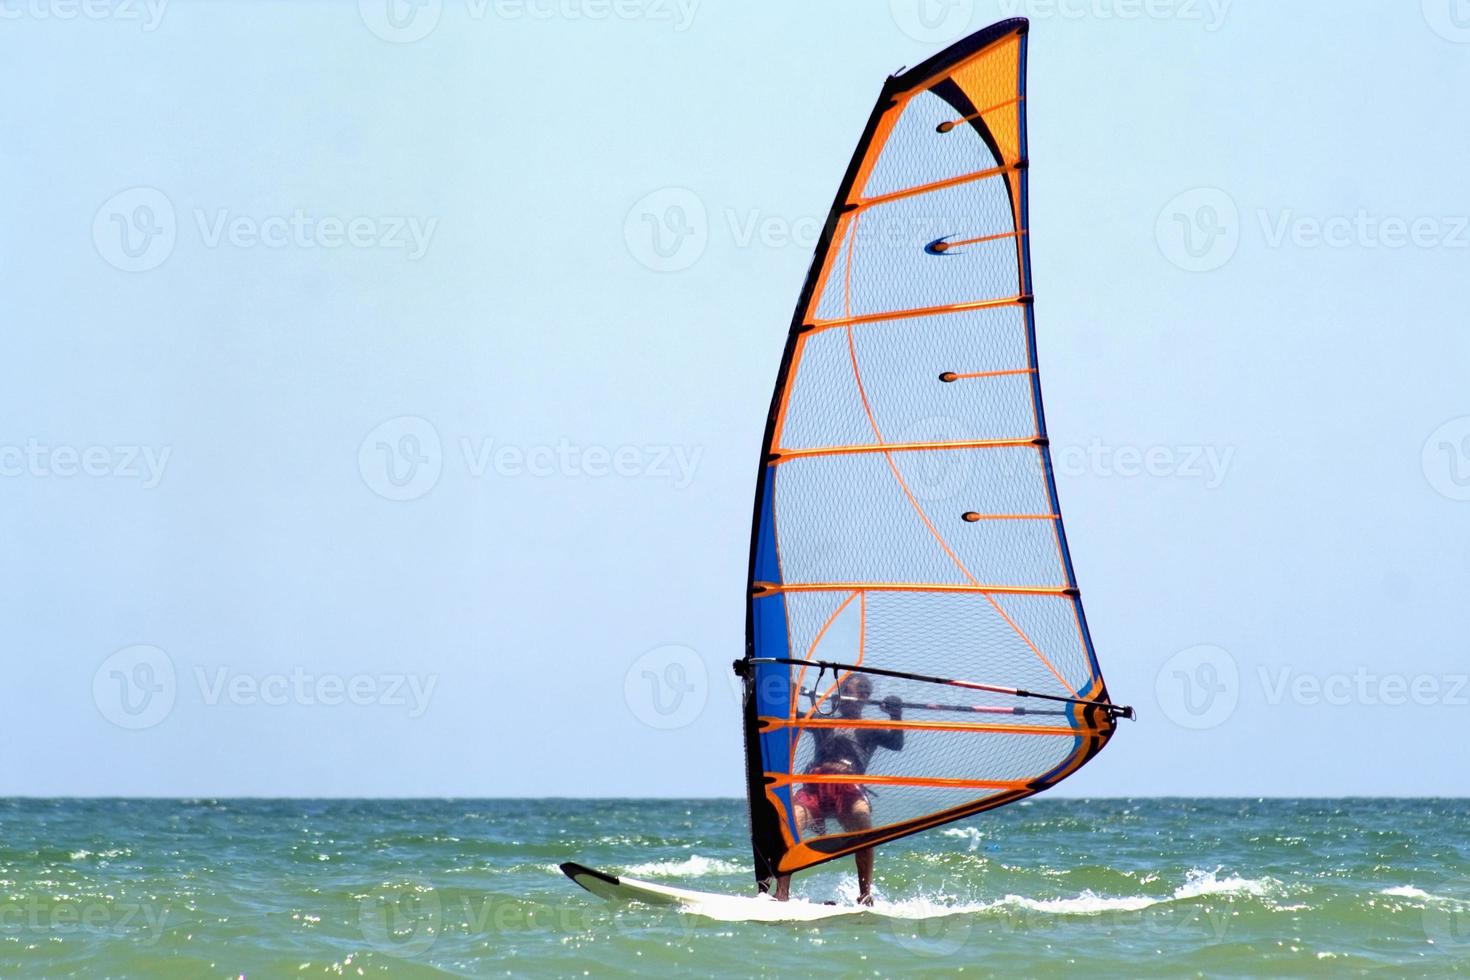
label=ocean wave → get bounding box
[1378,885,1467,905]
[620,856,744,878]
[880,869,1281,920]
[1175,868,1277,900]
[68,848,129,861]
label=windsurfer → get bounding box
[774,673,904,906]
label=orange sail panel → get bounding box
[737,18,1122,887]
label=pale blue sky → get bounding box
[2,1,1468,797]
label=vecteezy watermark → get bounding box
[1155,188,1240,273]
[1258,667,1469,708]
[889,0,974,43]
[892,433,1235,503]
[996,0,1231,31]
[883,891,1231,957]
[1422,0,1470,43]
[358,416,444,502]
[478,0,698,28]
[0,440,171,488]
[358,0,699,44]
[462,892,696,943]
[624,187,708,272]
[0,897,171,945]
[1422,417,1470,502]
[193,209,437,259]
[0,0,169,29]
[358,888,694,955]
[468,437,703,488]
[93,645,177,730]
[1256,210,1470,251]
[1154,646,1470,729]
[1422,897,1470,949]
[93,646,438,730]
[624,644,708,729]
[92,187,438,271]
[1154,644,1239,730]
[1158,186,1470,272]
[93,187,176,273]
[195,667,437,718]
[1052,441,1233,489]
[359,877,441,958]
[357,417,704,501]
[358,0,443,43]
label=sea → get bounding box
[1,798,1467,977]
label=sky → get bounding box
[2,0,1468,798]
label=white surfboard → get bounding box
[558,862,867,922]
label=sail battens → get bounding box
[752,582,1076,597]
[930,229,1027,253]
[768,437,1042,463]
[936,94,1025,134]
[853,160,1024,210]
[759,717,1095,737]
[805,295,1031,332]
[940,367,1036,381]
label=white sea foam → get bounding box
[1175,868,1276,900]
[880,868,1278,919]
[990,891,1159,915]
[1378,885,1466,905]
[620,855,744,878]
[68,848,127,861]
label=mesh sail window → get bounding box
[738,19,1124,885]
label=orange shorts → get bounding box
[793,763,864,820]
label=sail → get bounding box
[737,18,1125,885]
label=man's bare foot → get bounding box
[857,892,874,907]
[774,875,791,901]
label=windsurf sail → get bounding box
[735,17,1130,887]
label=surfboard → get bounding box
[558,862,865,922]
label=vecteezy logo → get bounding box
[889,0,973,44]
[624,645,708,729]
[623,188,708,273]
[1155,644,1238,729]
[92,187,177,273]
[892,415,972,501]
[358,416,443,502]
[359,876,441,958]
[93,645,177,730]
[1155,187,1240,273]
[358,0,442,43]
[1422,898,1470,948]
[886,908,975,958]
[1423,0,1470,42]
[1422,416,1470,501]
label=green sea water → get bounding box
[1,798,1468,977]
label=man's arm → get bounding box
[862,696,905,751]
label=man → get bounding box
[774,673,904,906]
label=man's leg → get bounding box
[775,802,813,901]
[854,846,875,906]
[838,797,875,905]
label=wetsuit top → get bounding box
[810,723,904,774]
